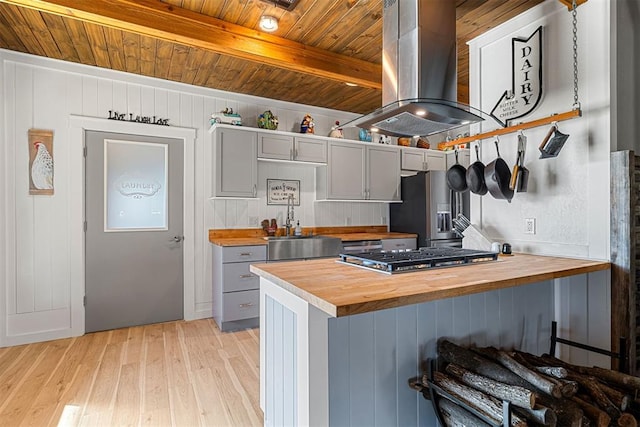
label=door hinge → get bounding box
[83,221,87,232]
[83,146,87,157]
[83,295,87,306]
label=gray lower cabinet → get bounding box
[212,244,266,331]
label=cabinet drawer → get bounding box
[222,262,260,292]
[221,245,266,263]
[223,290,259,322]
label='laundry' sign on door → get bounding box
[490,26,543,127]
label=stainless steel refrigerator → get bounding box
[390,171,469,248]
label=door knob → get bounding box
[171,236,184,242]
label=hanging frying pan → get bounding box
[484,139,513,201]
[517,150,530,192]
[466,144,487,195]
[446,149,468,192]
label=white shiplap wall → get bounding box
[468,0,611,261]
[209,161,389,229]
[0,49,386,347]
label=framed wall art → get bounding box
[266,179,300,205]
[28,129,54,195]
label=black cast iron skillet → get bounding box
[466,144,487,195]
[446,149,468,192]
[484,139,513,201]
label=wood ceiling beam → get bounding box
[1,0,382,90]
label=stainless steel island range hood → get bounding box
[346,0,490,137]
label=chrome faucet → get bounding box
[285,194,295,236]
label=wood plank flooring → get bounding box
[0,319,262,426]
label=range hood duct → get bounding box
[346,0,489,138]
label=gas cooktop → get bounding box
[338,247,499,274]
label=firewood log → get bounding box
[445,363,535,409]
[534,352,632,411]
[514,404,558,426]
[433,371,527,427]
[437,340,530,388]
[577,366,640,393]
[537,393,585,427]
[571,395,611,427]
[598,382,631,412]
[566,373,622,419]
[617,412,638,427]
[558,379,579,397]
[438,398,492,427]
[536,366,569,379]
[474,347,563,398]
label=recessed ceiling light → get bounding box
[345,82,358,87]
[259,15,279,32]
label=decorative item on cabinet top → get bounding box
[258,110,279,130]
[300,114,315,134]
[328,121,343,138]
[359,128,373,142]
[210,107,242,126]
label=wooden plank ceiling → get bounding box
[0,0,550,114]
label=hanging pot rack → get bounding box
[439,0,584,151]
[437,108,581,150]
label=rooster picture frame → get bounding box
[28,129,54,195]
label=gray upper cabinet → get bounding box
[401,148,447,172]
[258,132,327,164]
[295,136,327,163]
[257,133,292,160]
[322,140,366,200]
[367,145,400,201]
[211,126,257,198]
[317,141,400,201]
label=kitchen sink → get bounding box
[266,235,342,261]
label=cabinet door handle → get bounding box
[239,302,255,308]
[290,147,294,160]
[240,252,252,256]
[295,148,298,158]
[253,184,257,197]
[239,274,253,279]
[396,243,406,247]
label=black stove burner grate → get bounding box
[339,247,499,273]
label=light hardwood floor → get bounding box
[0,319,262,426]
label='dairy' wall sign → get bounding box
[490,26,543,127]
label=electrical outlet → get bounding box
[346,216,352,226]
[381,216,387,224]
[249,216,259,226]
[525,218,536,234]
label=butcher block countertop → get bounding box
[250,253,610,317]
[209,226,416,247]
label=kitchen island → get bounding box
[250,254,610,426]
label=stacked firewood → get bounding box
[412,339,640,427]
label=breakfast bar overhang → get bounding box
[251,254,610,426]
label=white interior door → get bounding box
[84,130,184,333]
